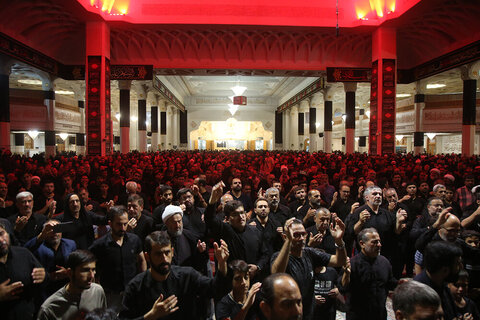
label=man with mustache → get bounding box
[120,231,231,320]
[264,187,292,227]
[0,221,46,320]
[344,228,398,320]
[37,249,106,320]
[89,206,146,311]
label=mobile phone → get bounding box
[52,221,75,233]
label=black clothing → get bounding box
[131,214,154,245]
[152,203,168,227]
[344,252,397,320]
[454,297,480,320]
[182,206,206,239]
[444,200,463,220]
[0,246,44,320]
[295,203,316,228]
[414,270,457,320]
[313,267,338,320]
[8,213,46,246]
[410,210,435,242]
[346,204,402,262]
[216,293,258,320]
[119,265,229,320]
[402,196,426,226]
[270,203,292,227]
[462,202,480,233]
[170,228,209,275]
[89,232,143,292]
[330,198,356,222]
[205,204,269,273]
[56,210,107,249]
[288,200,307,215]
[232,193,253,213]
[306,226,336,255]
[271,247,331,320]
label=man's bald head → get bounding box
[439,214,461,242]
[260,273,302,320]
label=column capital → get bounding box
[311,92,324,107]
[414,80,428,94]
[134,82,150,99]
[299,99,310,112]
[71,83,85,101]
[460,62,480,81]
[289,105,299,115]
[320,86,334,101]
[118,80,132,90]
[38,71,56,92]
[0,55,14,75]
[343,82,357,92]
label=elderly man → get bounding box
[0,221,46,319]
[127,194,154,245]
[37,249,106,320]
[346,186,406,263]
[306,207,337,254]
[264,187,292,227]
[296,189,323,228]
[271,217,347,320]
[8,191,47,245]
[161,204,208,273]
[259,273,303,320]
[330,183,358,223]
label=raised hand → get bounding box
[196,239,206,253]
[209,181,225,205]
[0,279,23,301]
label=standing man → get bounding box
[259,273,303,320]
[8,191,47,245]
[330,183,358,223]
[343,228,398,320]
[152,185,174,227]
[89,206,146,310]
[306,208,337,254]
[119,231,231,320]
[127,194,154,245]
[230,178,253,214]
[296,189,323,228]
[37,249,107,320]
[271,217,347,320]
[264,187,292,227]
[288,186,307,216]
[177,188,207,239]
[0,221,46,319]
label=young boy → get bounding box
[448,270,480,320]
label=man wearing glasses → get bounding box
[271,217,347,320]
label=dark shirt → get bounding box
[232,193,253,213]
[330,198,356,222]
[403,196,426,224]
[454,297,480,320]
[306,226,336,255]
[56,210,108,249]
[288,200,307,215]
[271,247,331,320]
[205,204,269,272]
[170,229,209,274]
[344,252,397,320]
[216,293,258,320]
[89,232,143,292]
[414,270,457,320]
[0,246,44,320]
[8,213,46,246]
[346,204,400,261]
[131,214,154,245]
[182,207,207,239]
[462,202,480,233]
[119,265,229,320]
[152,203,168,227]
[313,267,338,320]
[268,203,292,227]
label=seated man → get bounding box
[119,231,230,320]
[37,249,107,320]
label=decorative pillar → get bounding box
[275,111,283,150]
[119,80,131,153]
[370,27,397,154]
[299,100,309,150]
[138,99,147,152]
[0,58,12,152]
[86,21,111,156]
[344,82,357,154]
[309,105,316,153]
[160,102,167,150]
[151,105,158,151]
[289,106,299,150]
[41,74,56,158]
[283,110,290,150]
[413,81,426,155]
[179,110,187,149]
[323,97,333,153]
[77,99,86,155]
[460,64,479,156]
[166,105,174,149]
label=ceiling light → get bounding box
[396,135,404,141]
[231,85,247,96]
[131,116,138,122]
[115,113,120,121]
[426,84,446,89]
[426,133,436,140]
[27,130,39,139]
[342,114,346,122]
[228,104,238,116]
[396,93,411,98]
[59,133,69,141]
[55,90,74,95]
[18,79,42,85]
[315,122,320,128]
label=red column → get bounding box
[86,21,111,156]
[370,27,397,155]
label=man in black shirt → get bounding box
[119,231,230,320]
[306,207,336,255]
[177,188,206,239]
[343,228,398,320]
[0,221,46,320]
[346,186,406,264]
[329,184,358,223]
[8,191,46,246]
[206,182,270,281]
[89,206,146,310]
[152,185,174,227]
[127,194,154,245]
[271,217,347,320]
[265,187,292,227]
[230,178,253,214]
[288,186,307,216]
[296,189,322,228]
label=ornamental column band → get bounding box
[136,84,148,153]
[118,80,131,153]
[460,63,479,156]
[413,80,426,155]
[289,105,299,150]
[0,57,13,152]
[40,73,56,158]
[323,88,333,153]
[344,82,357,154]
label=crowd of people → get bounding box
[0,149,479,320]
